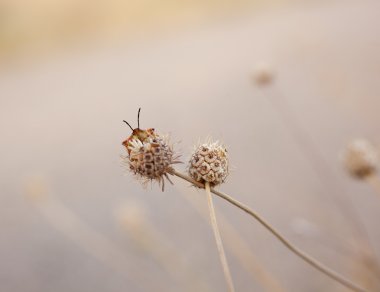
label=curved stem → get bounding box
[169,169,366,292]
[205,182,235,292]
[263,87,380,280]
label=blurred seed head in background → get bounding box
[341,139,378,179]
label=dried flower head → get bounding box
[252,62,274,86]
[188,141,229,186]
[341,139,378,179]
[122,109,180,190]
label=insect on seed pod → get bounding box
[121,108,181,191]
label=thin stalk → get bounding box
[205,182,235,292]
[169,169,366,292]
[178,186,284,292]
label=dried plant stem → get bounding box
[170,169,366,292]
[364,174,380,198]
[178,187,284,292]
[263,87,380,278]
[205,182,235,292]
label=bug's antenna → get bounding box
[123,120,134,131]
[137,108,141,129]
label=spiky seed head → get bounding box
[341,139,378,179]
[123,132,180,191]
[188,141,229,186]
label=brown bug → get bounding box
[122,108,156,155]
[122,108,180,191]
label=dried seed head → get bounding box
[341,139,378,179]
[123,134,180,191]
[252,62,274,86]
[122,109,180,191]
[188,141,229,186]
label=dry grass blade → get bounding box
[116,203,211,292]
[27,194,161,291]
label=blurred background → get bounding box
[1,0,380,291]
